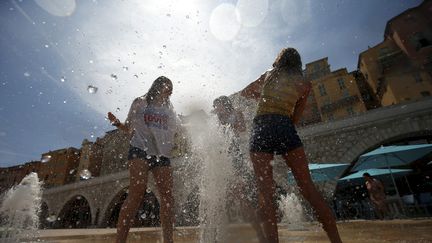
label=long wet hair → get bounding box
[213,95,234,114]
[146,76,173,105]
[273,48,302,73]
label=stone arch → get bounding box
[100,187,160,228]
[56,195,92,229]
[341,129,432,171]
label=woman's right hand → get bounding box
[107,112,120,126]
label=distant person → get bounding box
[107,76,176,243]
[363,173,388,219]
[240,48,342,243]
[213,96,266,243]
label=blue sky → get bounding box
[0,0,422,167]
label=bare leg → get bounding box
[251,152,277,243]
[116,159,149,243]
[152,166,174,243]
[283,147,342,243]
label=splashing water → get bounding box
[79,169,92,180]
[0,172,43,242]
[278,193,305,227]
[87,85,98,94]
[184,114,235,243]
[41,155,51,163]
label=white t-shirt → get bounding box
[126,96,177,158]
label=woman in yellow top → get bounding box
[241,48,342,243]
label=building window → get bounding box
[314,62,320,72]
[421,91,431,97]
[347,107,355,115]
[342,89,350,98]
[337,78,346,90]
[414,73,423,83]
[411,32,432,51]
[318,84,327,96]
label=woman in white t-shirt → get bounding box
[108,76,176,243]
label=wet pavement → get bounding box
[33,219,432,243]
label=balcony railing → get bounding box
[320,95,360,114]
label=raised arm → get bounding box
[240,72,268,100]
[107,112,130,133]
[291,81,312,125]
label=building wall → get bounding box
[311,68,366,122]
[0,161,41,194]
[359,39,402,94]
[76,139,103,181]
[358,38,432,107]
[305,57,331,80]
[38,148,80,188]
[385,0,432,69]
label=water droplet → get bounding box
[44,44,49,48]
[146,188,151,193]
[87,85,98,94]
[110,74,118,80]
[60,76,66,82]
[140,213,147,219]
[69,169,75,174]
[122,66,129,71]
[23,72,31,77]
[89,60,94,64]
[119,154,123,159]
[63,100,67,104]
[46,215,57,223]
[79,169,92,180]
[116,107,120,112]
[146,155,152,159]
[76,195,82,200]
[134,74,139,78]
[162,45,167,49]
[41,155,52,163]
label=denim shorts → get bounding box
[250,114,303,155]
[127,146,171,170]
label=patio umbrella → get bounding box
[351,144,432,200]
[339,168,413,184]
[352,144,432,171]
[288,163,349,184]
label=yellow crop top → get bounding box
[256,69,303,117]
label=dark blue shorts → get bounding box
[127,146,171,170]
[250,114,303,155]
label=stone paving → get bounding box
[33,219,432,243]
